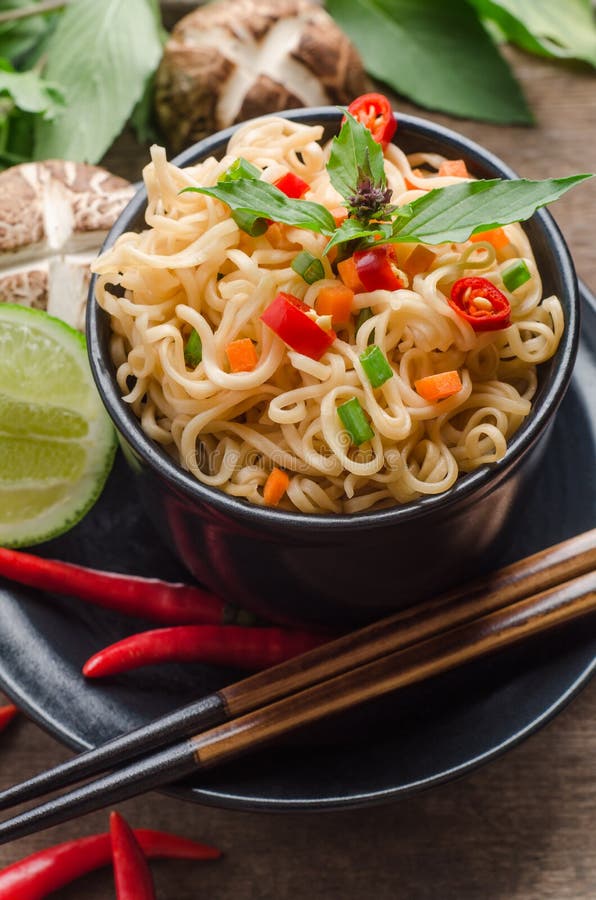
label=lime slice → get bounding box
[0,304,116,547]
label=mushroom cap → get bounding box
[0,161,134,331]
[155,0,368,153]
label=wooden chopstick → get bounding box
[0,528,594,815]
[0,553,594,843]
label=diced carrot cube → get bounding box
[469,227,510,250]
[402,244,437,278]
[337,256,365,293]
[415,370,462,402]
[263,468,290,506]
[226,338,258,373]
[315,285,355,326]
[438,159,470,178]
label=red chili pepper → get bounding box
[82,624,329,678]
[0,704,18,733]
[0,547,239,626]
[111,812,155,900]
[353,245,405,292]
[449,277,511,331]
[274,171,310,198]
[261,291,335,360]
[347,92,397,147]
[0,828,220,900]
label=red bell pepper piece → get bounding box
[111,812,156,900]
[347,92,397,147]
[353,245,405,292]
[273,172,310,199]
[82,624,329,678]
[261,291,335,360]
[0,828,220,899]
[449,277,511,331]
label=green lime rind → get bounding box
[0,304,117,548]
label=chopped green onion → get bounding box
[337,397,375,446]
[220,157,261,182]
[231,209,269,236]
[184,329,203,367]
[356,307,374,344]
[359,344,393,388]
[502,259,531,292]
[291,250,325,284]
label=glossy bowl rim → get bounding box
[87,107,580,534]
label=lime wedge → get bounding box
[0,304,116,547]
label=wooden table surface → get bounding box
[1,23,595,900]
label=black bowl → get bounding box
[87,108,580,628]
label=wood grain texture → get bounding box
[0,14,594,898]
[223,531,596,714]
[193,572,596,769]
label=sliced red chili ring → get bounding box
[261,291,335,360]
[449,277,511,332]
[353,245,405,292]
[347,93,397,147]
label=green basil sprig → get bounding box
[182,113,591,252]
[183,179,336,236]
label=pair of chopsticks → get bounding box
[0,528,595,843]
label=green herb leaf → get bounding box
[326,0,532,124]
[389,174,593,244]
[184,178,336,235]
[0,0,60,64]
[0,66,63,117]
[324,217,391,254]
[129,75,159,145]
[220,157,262,182]
[33,0,163,163]
[471,0,596,66]
[0,60,63,169]
[327,112,386,200]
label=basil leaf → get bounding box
[323,217,392,254]
[0,0,59,64]
[471,0,596,66]
[327,112,386,200]
[221,157,261,182]
[390,174,592,244]
[33,0,163,162]
[326,0,532,124]
[185,179,336,235]
[0,67,63,117]
[0,62,63,168]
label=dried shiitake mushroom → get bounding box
[0,161,134,331]
[155,0,367,153]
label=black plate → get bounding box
[0,284,594,811]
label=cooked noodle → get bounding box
[93,116,563,513]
